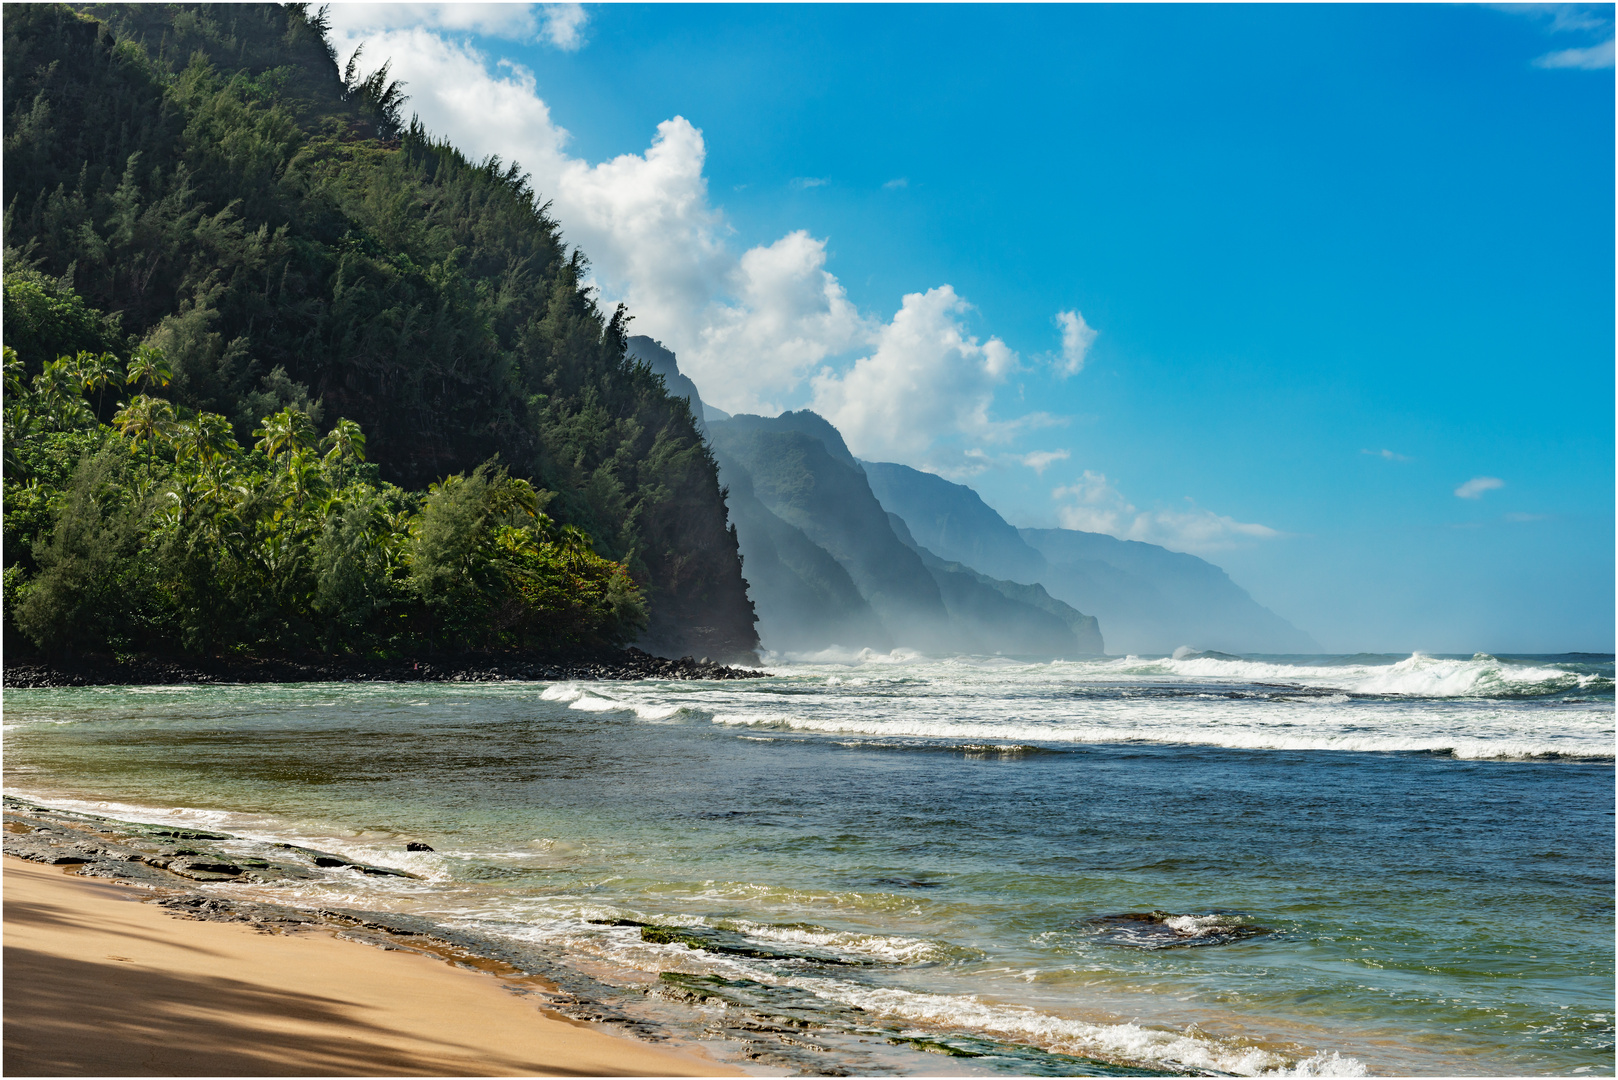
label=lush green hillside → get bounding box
[2,3,758,660]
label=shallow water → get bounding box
[5,652,1613,1075]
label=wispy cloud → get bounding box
[1020,449,1070,474]
[1499,3,1616,67]
[1533,38,1616,67]
[791,176,829,189]
[541,3,588,51]
[883,177,908,190]
[1455,476,1505,499]
[1053,309,1098,377]
[1362,448,1410,462]
[1051,471,1280,554]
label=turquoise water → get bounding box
[4,652,1613,1075]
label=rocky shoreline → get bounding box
[2,646,766,689]
[1,797,684,1040]
[0,797,879,1074]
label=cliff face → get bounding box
[1017,529,1318,655]
[886,515,1105,656]
[625,336,730,428]
[863,461,1046,583]
[863,459,1317,655]
[704,411,1103,658]
[707,415,956,653]
[708,445,890,654]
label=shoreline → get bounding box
[2,646,766,690]
[3,799,746,1077]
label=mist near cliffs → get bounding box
[628,337,1314,658]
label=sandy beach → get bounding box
[3,856,739,1076]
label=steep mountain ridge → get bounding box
[706,416,957,653]
[862,459,1317,654]
[705,409,1103,658]
[862,460,1046,582]
[886,514,1104,655]
[3,3,758,661]
[625,336,730,427]
[708,443,890,654]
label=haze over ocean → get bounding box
[325,2,1614,653]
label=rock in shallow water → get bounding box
[1084,910,1268,949]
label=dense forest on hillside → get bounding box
[2,3,758,661]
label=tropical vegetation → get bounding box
[3,3,758,660]
[5,341,646,657]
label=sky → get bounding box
[327,3,1615,653]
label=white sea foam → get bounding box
[767,646,927,665]
[558,650,1612,760]
[707,711,1611,760]
[538,682,687,720]
[776,976,1368,1076]
[721,919,957,964]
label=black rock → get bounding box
[405,842,434,852]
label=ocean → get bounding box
[4,651,1613,1076]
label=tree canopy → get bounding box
[3,3,758,660]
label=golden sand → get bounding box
[3,856,740,1076]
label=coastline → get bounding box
[8,656,1609,1077]
[2,646,765,689]
[3,803,745,1076]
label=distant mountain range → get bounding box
[862,462,1319,654]
[627,336,1317,657]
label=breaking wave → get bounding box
[550,650,1613,760]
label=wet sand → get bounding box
[3,856,740,1076]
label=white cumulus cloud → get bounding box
[1455,476,1505,499]
[329,4,540,40]
[323,26,572,176]
[810,286,1018,468]
[1052,471,1280,553]
[541,3,588,50]
[328,3,587,48]
[688,231,874,414]
[553,116,733,353]
[1054,309,1098,376]
[320,20,1062,470]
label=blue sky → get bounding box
[328,3,1614,652]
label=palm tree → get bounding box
[79,351,123,418]
[253,407,317,461]
[320,417,367,464]
[113,394,176,462]
[176,412,237,468]
[2,346,23,399]
[125,346,173,393]
[33,357,93,430]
